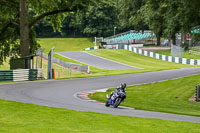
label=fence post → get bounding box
[48,46,55,79]
[196,85,200,102]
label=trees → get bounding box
[118,0,200,46]
[119,0,146,31]
[67,0,119,37]
[0,0,96,64]
[164,0,200,45]
[1,0,200,66]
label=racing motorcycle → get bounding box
[105,90,126,108]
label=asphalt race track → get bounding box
[56,51,137,70]
[0,68,200,123]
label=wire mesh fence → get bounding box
[171,45,184,58]
[42,53,89,73]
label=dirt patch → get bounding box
[189,94,200,103]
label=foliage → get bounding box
[0,0,97,64]
[82,1,119,37]
[191,34,200,46]
[34,0,120,38]
[119,0,147,30]
[118,0,200,45]
[1,0,200,64]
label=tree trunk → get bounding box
[156,32,161,45]
[20,0,29,57]
[172,34,176,45]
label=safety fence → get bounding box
[42,53,89,73]
[85,45,200,65]
[124,45,200,65]
[0,69,44,82]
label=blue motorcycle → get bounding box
[105,90,126,108]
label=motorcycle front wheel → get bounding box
[113,98,121,108]
[105,100,110,107]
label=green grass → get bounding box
[0,49,196,79]
[89,74,200,116]
[89,49,195,70]
[0,59,10,70]
[156,50,200,59]
[54,53,105,74]
[38,38,94,54]
[56,49,196,78]
[42,58,86,79]
[0,38,197,79]
[0,99,200,132]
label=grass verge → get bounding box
[38,38,94,54]
[89,49,195,70]
[1,49,196,79]
[0,59,10,70]
[0,38,197,79]
[0,99,200,132]
[53,49,197,78]
[89,74,200,116]
[156,50,200,60]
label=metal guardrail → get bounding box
[13,69,29,81]
[189,50,200,55]
[42,53,89,73]
[0,69,44,82]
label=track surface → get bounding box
[0,68,200,123]
[56,51,137,70]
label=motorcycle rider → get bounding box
[109,83,126,105]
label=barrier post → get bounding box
[196,85,200,102]
[52,68,55,79]
[48,46,55,79]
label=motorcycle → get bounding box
[105,90,126,108]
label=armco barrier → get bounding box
[85,45,200,65]
[123,45,200,65]
[42,53,89,73]
[0,69,44,82]
[0,70,13,82]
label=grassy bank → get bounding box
[0,59,10,70]
[89,49,194,70]
[0,99,200,133]
[0,49,196,79]
[89,74,200,116]
[38,38,94,54]
[0,38,197,79]
[62,49,195,78]
[38,38,195,77]
[156,50,200,59]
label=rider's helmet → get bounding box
[123,83,126,88]
[120,83,126,92]
[120,84,124,89]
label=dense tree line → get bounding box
[119,0,200,45]
[0,0,98,62]
[35,0,120,38]
[0,0,200,64]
